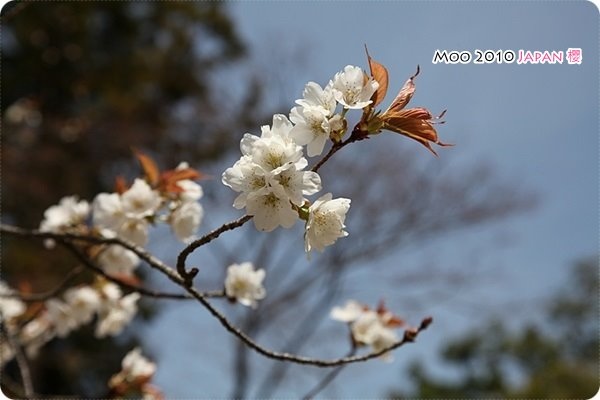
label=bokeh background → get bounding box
[1,1,598,398]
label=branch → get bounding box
[0,225,222,300]
[310,126,368,173]
[1,325,34,398]
[184,281,434,367]
[1,224,185,283]
[1,224,433,367]
[176,214,252,286]
[62,242,224,300]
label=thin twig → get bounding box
[310,142,344,173]
[302,347,356,399]
[0,266,84,302]
[176,214,252,286]
[310,131,366,173]
[61,242,223,300]
[1,325,34,398]
[1,225,433,367]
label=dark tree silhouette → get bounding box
[1,2,265,396]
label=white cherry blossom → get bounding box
[245,190,298,232]
[0,281,25,323]
[63,286,101,325]
[224,262,266,308]
[331,65,379,109]
[121,178,161,219]
[174,162,204,203]
[295,81,337,116]
[170,201,203,243]
[330,300,402,360]
[305,193,351,253]
[289,105,333,157]
[223,114,322,231]
[97,245,140,277]
[370,325,399,360]
[93,192,149,246]
[121,347,156,381]
[0,342,14,368]
[108,347,157,394]
[259,113,295,141]
[223,156,269,210]
[118,217,149,246]
[350,309,381,344]
[45,299,79,337]
[95,292,140,338]
[99,281,123,302]
[39,196,89,233]
[268,165,321,206]
[176,179,204,203]
[93,193,125,232]
[330,300,365,323]
[250,129,303,173]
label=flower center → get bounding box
[265,152,283,169]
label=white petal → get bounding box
[301,171,321,195]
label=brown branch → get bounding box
[1,224,433,367]
[310,125,368,173]
[1,224,184,283]
[176,214,252,286]
[185,281,434,367]
[1,325,34,398]
[61,242,224,300]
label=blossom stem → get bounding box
[310,131,362,173]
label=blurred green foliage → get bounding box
[390,258,599,398]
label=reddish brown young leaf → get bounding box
[159,167,206,194]
[114,175,129,194]
[365,46,389,107]
[385,316,406,328]
[111,273,142,287]
[376,299,406,327]
[380,65,450,156]
[383,108,451,156]
[376,299,388,315]
[161,168,204,183]
[142,384,165,400]
[133,148,160,187]
[387,65,420,113]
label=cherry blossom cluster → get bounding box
[222,64,380,252]
[109,347,162,399]
[0,279,139,367]
[39,158,205,277]
[222,55,448,255]
[331,300,407,361]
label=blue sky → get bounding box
[144,1,598,397]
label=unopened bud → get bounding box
[419,316,433,331]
